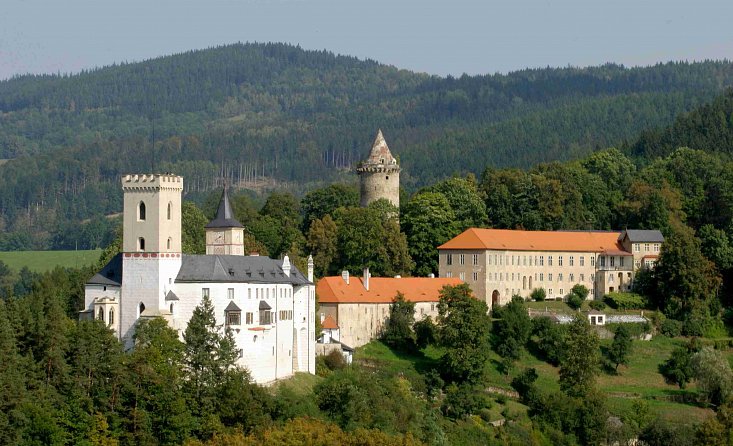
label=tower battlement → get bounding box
[122,174,183,191]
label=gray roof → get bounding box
[205,187,244,229]
[176,254,311,285]
[621,229,665,243]
[87,254,122,286]
[224,301,241,312]
[259,300,272,310]
[165,290,179,301]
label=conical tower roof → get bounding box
[364,129,397,165]
[205,187,244,228]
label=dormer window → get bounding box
[138,201,146,221]
[379,157,385,164]
[226,311,241,326]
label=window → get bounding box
[560,289,564,296]
[645,243,650,252]
[170,303,174,313]
[654,244,660,252]
[447,254,453,266]
[167,202,172,220]
[580,274,584,282]
[580,256,585,266]
[511,256,515,266]
[540,273,544,281]
[259,310,272,325]
[473,254,479,265]
[488,255,492,266]
[548,256,553,266]
[459,272,465,281]
[591,273,595,282]
[600,256,606,267]
[539,256,544,266]
[228,288,234,299]
[246,312,253,324]
[610,256,615,267]
[524,256,527,266]
[569,273,574,282]
[609,274,614,283]
[138,302,145,318]
[459,254,465,265]
[591,256,595,267]
[558,256,563,267]
[97,307,104,322]
[569,256,574,266]
[549,289,553,296]
[248,289,252,299]
[446,272,453,278]
[167,237,172,249]
[529,256,533,266]
[473,272,478,281]
[620,257,625,267]
[548,273,553,281]
[108,308,114,326]
[558,273,563,282]
[138,201,146,221]
[226,311,241,326]
[138,237,145,251]
[202,288,210,299]
[634,244,640,252]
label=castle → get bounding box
[82,174,316,384]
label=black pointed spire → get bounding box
[205,187,244,228]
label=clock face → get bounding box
[235,232,241,242]
[214,231,224,243]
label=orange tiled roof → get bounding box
[438,228,624,253]
[317,276,463,304]
[321,314,339,329]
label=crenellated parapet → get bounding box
[122,174,183,191]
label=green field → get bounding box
[0,249,101,272]
[356,336,719,426]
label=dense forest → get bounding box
[1,43,733,250]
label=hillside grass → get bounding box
[0,249,101,272]
[356,335,718,426]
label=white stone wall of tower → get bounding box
[359,170,400,208]
[121,174,183,253]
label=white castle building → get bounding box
[82,174,316,383]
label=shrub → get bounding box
[660,319,682,337]
[441,383,491,419]
[566,293,583,310]
[414,316,437,349]
[323,349,346,371]
[589,300,606,311]
[530,288,546,302]
[604,292,646,310]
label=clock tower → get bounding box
[205,187,245,255]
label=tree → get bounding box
[182,201,208,254]
[491,295,531,362]
[413,316,437,349]
[606,325,632,373]
[659,337,701,389]
[692,346,733,407]
[381,292,417,352]
[423,176,487,230]
[183,294,239,419]
[401,192,460,276]
[566,283,589,310]
[436,284,491,384]
[306,215,338,276]
[301,184,359,231]
[530,316,565,366]
[530,288,546,302]
[559,314,600,397]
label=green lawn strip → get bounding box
[270,372,323,396]
[0,249,101,272]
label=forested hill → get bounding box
[1,42,733,249]
[629,88,733,159]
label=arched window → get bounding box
[138,302,146,318]
[167,202,172,220]
[138,237,145,251]
[139,201,146,221]
[167,237,172,249]
[109,308,114,326]
[97,307,104,322]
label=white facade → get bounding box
[82,174,315,383]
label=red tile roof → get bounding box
[317,276,463,304]
[321,314,339,329]
[438,228,624,253]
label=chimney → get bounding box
[307,254,314,282]
[282,254,291,277]
[341,270,349,285]
[363,267,370,291]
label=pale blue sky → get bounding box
[1,0,732,80]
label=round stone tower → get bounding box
[357,129,401,208]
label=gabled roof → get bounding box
[224,301,241,312]
[259,300,272,310]
[176,255,310,285]
[438,228,625,253]
[86,253,122,286]
[321,314,339,329]
[317,276,463,304]
[165,290,179,301]
[205,187,244,229]
[621,229,665,243]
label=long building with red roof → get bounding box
[438,228,663,308]
[316,271,462,348]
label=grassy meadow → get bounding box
[356,334,721,426]
[0,249,101,272]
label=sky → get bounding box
[1,0,732,80]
